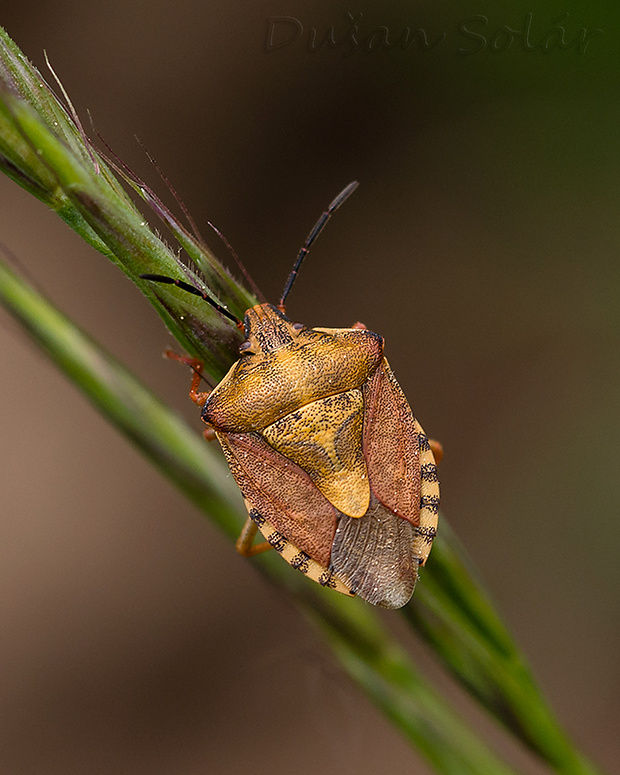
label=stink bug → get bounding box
[142,182,439,608]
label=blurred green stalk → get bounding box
[0,25,604,775]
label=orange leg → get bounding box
[235,517,272,557]
[429,439,443,465]
[165,349,211,407]
[203,427,217,442]
[166,349,271,554]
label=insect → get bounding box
[142,182,440,608]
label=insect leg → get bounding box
[429,439,443,465]
[203,427,217,442]
[164,349,211,407]
[235,517,272,557]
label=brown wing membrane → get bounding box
[363,358,422,524]
[330,494,417,608]
[241,499,354,597]
[216,431,339,567]
[363,358,439,571]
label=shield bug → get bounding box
[142,182,440,608]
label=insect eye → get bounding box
[239,341,253,354]
[292,323,304,332]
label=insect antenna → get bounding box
[140,274,243,327]
[278,181,359,310]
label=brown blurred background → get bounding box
[1,2,619,773]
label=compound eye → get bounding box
[239,340,253,354]
[292,322,304,332]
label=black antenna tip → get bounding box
[278,181,360,309]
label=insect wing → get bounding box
[328,359,439,607]
[364,358,439,564]
[363,359,421,520]
[215,430,354,595]
[330,494,418,608]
